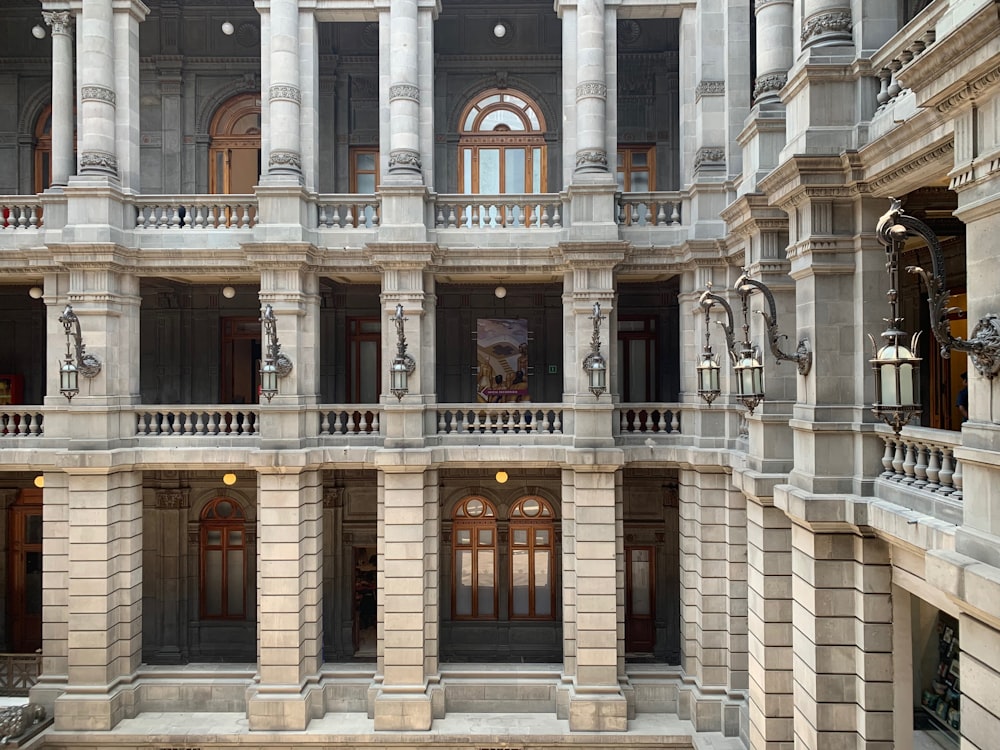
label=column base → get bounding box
[373,689,433,731]
[53,685,134,731]
[246,684,324,731]
[567,688,627,731]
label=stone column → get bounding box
[43,9,75,187]
[156,59,183,193]
[385,0,421,183]
[264,0,302,181]
[561,464,627,731]
[799,0,852,51]
[573,0,609,179]
[248,468,324,730]
[77,0,118,178]
[754,0,793,107]
[373,465,441,730]
[112,0,146,192]
[53,469,143,730]
[148,488,189,663]
[298,7,318,191]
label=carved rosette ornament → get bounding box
[753,73,788,100]
[693,147,725,171]
[268,84,301,103]
[79,150,118,175]
[43,10,73,36]
[389,149,422,172]
[268,150,302,175]
[389,84,420,103]
[575,149,608,170]
[81,85,117,106]
[800,9,852,45]
[576,81,608,101]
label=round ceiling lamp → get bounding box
[493,21,507,39]
[222,21,235,36]
[494,285,507,299]
[222,472,237,486]
[32,25,46,39]
[28,286,43,299]
[222,285,237,299]
[33,475,45,488]
[495,470,509,484]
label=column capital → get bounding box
[43,10,73,36]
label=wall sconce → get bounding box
[58,304,102,400]
[877,199,1000,381]
[259,303,293,402]
[582,302,607,398]
[697,272,810,414]
[390,304,417,400]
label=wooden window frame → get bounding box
[346,316,381,404]
[508,495,556,621]
[199,496,247,620]
[451,495,498,621]
[617,315,658,403]
[208,93,262,195]
[616,145,656,193]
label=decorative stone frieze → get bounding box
[576,81,608,100]
[268,150,302,169]
[155,489,189,509]
[79,150,119,174]
[81,85,116,106]
[268,84,301,103]
[389,149,422,170]
[43,10,72,36]
[695,80,725,98]
[575,149,608,168]
[933,64,1000,114]
[693,147,725,170]
[867,141,953,194]
[800,10,852,45]
[753,73,787,99]
[389,84,420,102]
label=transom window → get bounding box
[509,496,555,619]
[452,495,498,620]
[200,497,247,619]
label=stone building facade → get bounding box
[0,0,998,748]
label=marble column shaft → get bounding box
[44,10,75,186]
[753,0,793,104]
[387,0,421,178]
[78,0,117,176]
[574,0,608,174]
[266,0,302,177]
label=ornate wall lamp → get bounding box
[582,302,607,398]
[390,304,416,400]
[697,272,812,414]
[58,304,102,400]
[259,303,293,402]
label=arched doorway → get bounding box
[209,93,261,195]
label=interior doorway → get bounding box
[209,93,261,196]
[625,545,655,653]
[220,317,261,404]
[353,546,377,657]
[8,489,42,653]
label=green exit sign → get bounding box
[548,365,558,374]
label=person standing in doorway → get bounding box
[957,371,969,423]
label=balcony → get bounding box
[873,423,962,526]
[0,197,45,250]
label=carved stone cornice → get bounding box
[268,84,301,103]
[695,80,724,99]
[800,9,852,45]
[866,140,954,196]
[389,84,420,102]
[81,85,117,106]
[755,0,791,10]
[930,63,1000,115]
[576,81,608,100]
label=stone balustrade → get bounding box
[437,405,564,435]
[872,2,945,111]
[877,426,962,502]
[0,411,44,437]
[318,407,382,436]
[0,200,44,231]
[316,195,381,229]
[616,404,683,435]
[615,192,683,226]
[134,196,258,230]
[433,194,563,229]
[135,407,259,437]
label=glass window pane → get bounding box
[632,152,648,167]
[535,529,549,546]
[356,173,376,193]
[630,553,651,616]
[480,95,501,107]
[26,514,42,545]
[505,149,525,193]
[478,550,495,616]
[532,148,541,193]
[504,94,526,108]
[215,151,224,193]
[359,340,379,403]
[615,171,625,191]
[534,550,551,616]
[463,149,472,193]
[513,528,528,546]
[207,529,222,546]
[25,551,42,615]
[521,498,540,517]
[631,172,649,192]
[526,108,540,130]
[464,109,478,130]
[455,549,472,615]
[227,550,244,615]
[628,340,650,401]
[511,549,529,616]
[479,149,501,193]
[356,152,375,171]
[457,529,471,546]
[478,528,493,546]
[481,109,524,131]
[466,498,484,517]
[228,529,243,547]
[360,321,380,334]
[205,550,222,616]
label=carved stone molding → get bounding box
[389,84,420,103]
[933,64,1000,114]
[79,150,118,174]
[575,149,608,169]
[236,22,260,48]
[693,147,725,171]
[389,148,422,171]
[362,23,378,48]
[576,81,607,100]
[868,141,953,194]
[268,149,301,170]
[268,84,301,103]
[43,10,73,36]
[617,19,641,46]
[695,80,725,98]
[755,0,790,10]
[801,10,852,45]
[81,85,116,106]
[155,489,189,509]
[753,72,788,99]
[323,487,344,508]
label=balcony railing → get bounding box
[316,195,380,229]
[616,404,684,435]
[0,199,44,231]
[134,195,258,230]
[437,405,564,435]
[434,194,563,229]
[318,406,382,436]
[0,410,44,438]
[874,424,963,525]
[871,1,945,113]
[616,192,684,226]
[135,407,260,437]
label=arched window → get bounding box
[209,93,261,195]
[452,495,497,619]
[200,496,247,619]
[33,106,52,194]
[508,495,555,619]
[458,89,547,196]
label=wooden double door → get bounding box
[8,489,42,652]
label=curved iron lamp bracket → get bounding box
[582,302,606,372]
[261,304,294,376]
[392,305,417,374]
[735,273,813,376]
[58,304,102,378]
[698,285,737,365]
[877,199,1000,378]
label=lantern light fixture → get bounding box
[582,302,608,398]
[57,304,102,400]
[258,303,293,403]
[390,304,416,401]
